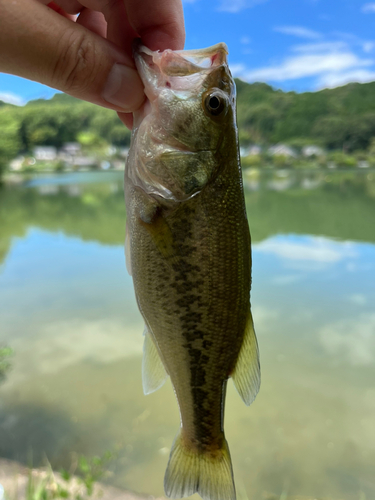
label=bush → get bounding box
[241,155,262,168]
[272,154,294,168]
[327,152,357,168]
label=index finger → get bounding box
[124,0,185,51]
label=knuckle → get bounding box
[52,30,98,94]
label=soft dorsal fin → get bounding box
[231,310,260,406]
[142,326,168,395]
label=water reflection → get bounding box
[0,171,375,500]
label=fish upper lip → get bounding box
[133,41,228,75]
[133,41,229,93]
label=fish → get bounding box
[124,41,260,500]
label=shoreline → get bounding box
[0,459,160,500]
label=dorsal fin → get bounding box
[231,310,260,406]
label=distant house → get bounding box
[33,146,57,161]
[268,144,297,158]
[358,161,369,168]
[240,145,262,157]
[302,145,324,157]
[61,142,81,156]
[72,156,96,167]
[248,145,262,156]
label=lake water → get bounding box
[0,170,374,500]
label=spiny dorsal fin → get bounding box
[142,326,168,395]
[231,310,260,406]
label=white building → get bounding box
[33,146,57,161]
[61,142,81,155]
[302,145,324,157]
[248,145,262,156]
[268,144,297,158]
[358,161,369,168]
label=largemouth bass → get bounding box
[124,42,260,500]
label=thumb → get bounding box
[0,0,145,112]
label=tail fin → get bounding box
[164,430,236,500]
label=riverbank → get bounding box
[0,459,157,500]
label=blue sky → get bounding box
[1,0,375,105]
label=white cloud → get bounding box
[241,36,251,44]
[331,32,375,54]
[236,38,375,89]
[218,0,268,13]
[0,92,24,106]
[244,52,372,82]
[272,274,302,285]
[318,68,375,88]
[362,3,375,12]
[254,235,357,264]
[11,318,144,377]
[274,25,322,39]
[348,294,367,306]
[363,41,375,53]
[319,313,375,365]
[292,41,347,53]
[230,63,247,77]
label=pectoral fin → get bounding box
[142,326,168,395]
[158,150,215,200]
[231,310,260,406]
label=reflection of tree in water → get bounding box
[0,171,375,266]
[0,179,127,266]
[0,401,79,466]
[245,171,375,243]
[0,356,165,482]
[0,348,13,385]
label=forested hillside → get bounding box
[236,80,375,151]
[1,79,375,176]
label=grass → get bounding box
[5,452,115,500]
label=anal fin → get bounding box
[231,310,260,406]
[142,326,168,395]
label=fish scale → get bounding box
[125,41,260,500]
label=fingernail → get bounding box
[102,64,144,111]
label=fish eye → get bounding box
[204,91,227,117]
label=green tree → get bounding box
[0,110,21,175]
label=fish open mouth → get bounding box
[133,41,229,101]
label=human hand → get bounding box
[0,0,185,128]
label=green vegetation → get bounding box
[1,80,375,178]
[20,452,115,500]
[236,80,375,151]
[0,94,130,178]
